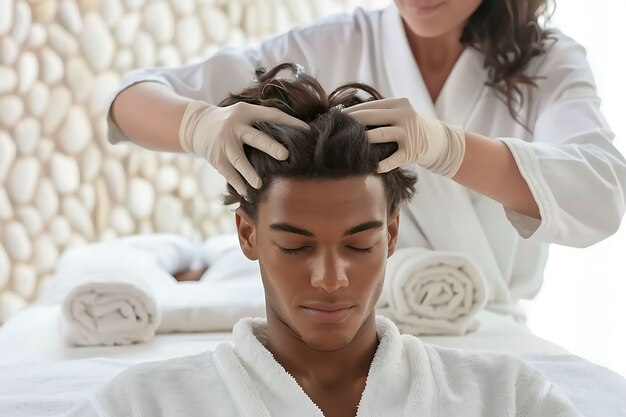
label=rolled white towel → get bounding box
[47,235,197,346]
[61,267,162,346]
[47,233,264,345]
[376,247,488,335]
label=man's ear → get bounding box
[235,208,258,261]
[387,209,400,258]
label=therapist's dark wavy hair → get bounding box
[219,62,418,219]
[463,0,556,126]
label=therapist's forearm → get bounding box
[110,81,194,153]
[452,132,541,219]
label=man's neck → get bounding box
[264,313,379,389]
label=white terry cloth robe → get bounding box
[69,316,583,417]
[104,4,626,321]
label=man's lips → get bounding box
[300,302,355,312]
[301,305,355,323]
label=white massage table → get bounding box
[1,303,625,416]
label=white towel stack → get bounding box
[376,247,488,335]
[46,234,264,346]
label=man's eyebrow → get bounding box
[269,221,384,237]
[344,221,383,236]
[269,223,314,237]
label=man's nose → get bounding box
[309,248,349,292]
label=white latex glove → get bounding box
[179,100,309,197]
[342,97,466,177]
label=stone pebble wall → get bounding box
[0,0,390,323]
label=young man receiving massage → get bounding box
[70,64,582,417]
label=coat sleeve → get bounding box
[103,11,367,145]
[499,34,626,247]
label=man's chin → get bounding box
[292,309,363,351]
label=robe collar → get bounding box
[213,315,435,417]
[381,2,488,125]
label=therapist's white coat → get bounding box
[105,4,626,320]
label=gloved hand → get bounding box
[179,100,309,197]
[342,97,466,177]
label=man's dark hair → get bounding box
[220,62,417,219]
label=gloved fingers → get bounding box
[239,126,289,161]
[225,145,262,189]
[365,126,406,144]
[249,105,310,130]
[377,149,407,173]
[342,97,411,113]
[219,162,249,199]
[341,108,401,126]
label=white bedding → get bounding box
[0,303,568,366]
[1,304,625,416]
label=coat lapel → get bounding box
[356,317,437,417]
[434,46,488,126]
[382,3,437,118]
[381,4,488,124]
[381,5,509,304]
[218,317,438,417]
[213,319,324,417]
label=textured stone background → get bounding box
[0,0,390,323]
